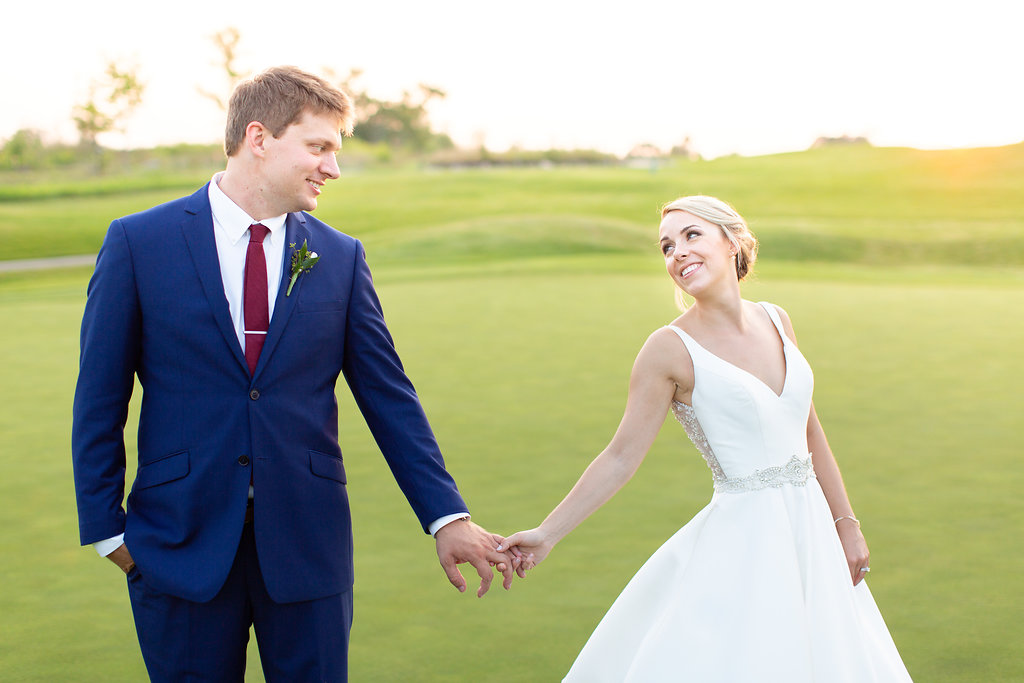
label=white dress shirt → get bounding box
[94,174,462,558]
[208,172,288,348]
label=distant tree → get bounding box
[193,31,453,154]
[336,69,453,152]
[0,128,90,171]
[0,129,46,170]
[197,27,247,111]
[72,61,145,152]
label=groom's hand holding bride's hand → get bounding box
[496,528,553,572]
[435,519,523,597]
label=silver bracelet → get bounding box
[833,515,860,527]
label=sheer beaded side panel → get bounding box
[671,401,815,494]
[671,401,726,482]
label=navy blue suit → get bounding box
[72,184,467,675]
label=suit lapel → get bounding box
[181,185,249,375]
[253,212,309,379]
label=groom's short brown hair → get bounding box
[224,66,354,156]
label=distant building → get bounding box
[810,135,871,148]
[625,143,668,170]
[670,136,700,160]
[627,143,665,159]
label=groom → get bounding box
[72,66,517,681]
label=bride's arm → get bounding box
[498,330,682,568]
[806,404,870,585]
[773,305,871,586]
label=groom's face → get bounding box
[260,110,343,215]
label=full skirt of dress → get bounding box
[563,480,912,682]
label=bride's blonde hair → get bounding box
[661,196,759,309]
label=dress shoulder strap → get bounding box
[663,324,703,358]
[757,301,788,340]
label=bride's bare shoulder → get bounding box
[634,325,695,388]
[645,324,691,355]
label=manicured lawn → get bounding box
[4,144,1024,265]
[1,256,1021,681]
[3,147,1022,679]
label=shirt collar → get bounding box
[209,172,287,245]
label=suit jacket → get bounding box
[72,184,467,603]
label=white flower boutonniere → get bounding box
[286,240,319,296]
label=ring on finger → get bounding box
[859,567,870,573]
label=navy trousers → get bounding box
[127,519,353,682]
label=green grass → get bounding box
[4,143,1024,264]
[1,147,1023,680]
[0,169,215,203]
[1,260,1022,681]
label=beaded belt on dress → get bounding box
[670,402,817,495]
[713,454,816,494]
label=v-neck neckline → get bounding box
[670,302,789,399]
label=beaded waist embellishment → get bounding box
[712,454,816,494]
[671,401,816,494]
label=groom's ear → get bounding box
[244,121,269,157]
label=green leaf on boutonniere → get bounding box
[286,240,319,296]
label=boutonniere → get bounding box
[286,240,319,296]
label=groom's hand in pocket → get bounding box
[435,520,518,597]
[106,543,136,575]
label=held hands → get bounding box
[496,528,555,572]
[434,520,523,597]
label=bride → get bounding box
[499,196,912,681]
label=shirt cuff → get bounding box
[428,513,471,537]
[93,534,125,557]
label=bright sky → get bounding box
[4,0,1022,159]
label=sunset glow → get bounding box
[3,0,1022,158]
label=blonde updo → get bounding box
[661,195,758,281]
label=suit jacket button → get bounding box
[249,389,260,400]
[238,455,250,466]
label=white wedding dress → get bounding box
[564,303,912,682]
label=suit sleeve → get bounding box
[72,219,142,545]
[341,242,468,532]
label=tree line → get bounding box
[0,28,454,172]
[2,28,700,174]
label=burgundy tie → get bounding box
[243,223,271,375]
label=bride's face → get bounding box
[658,211,736,296]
